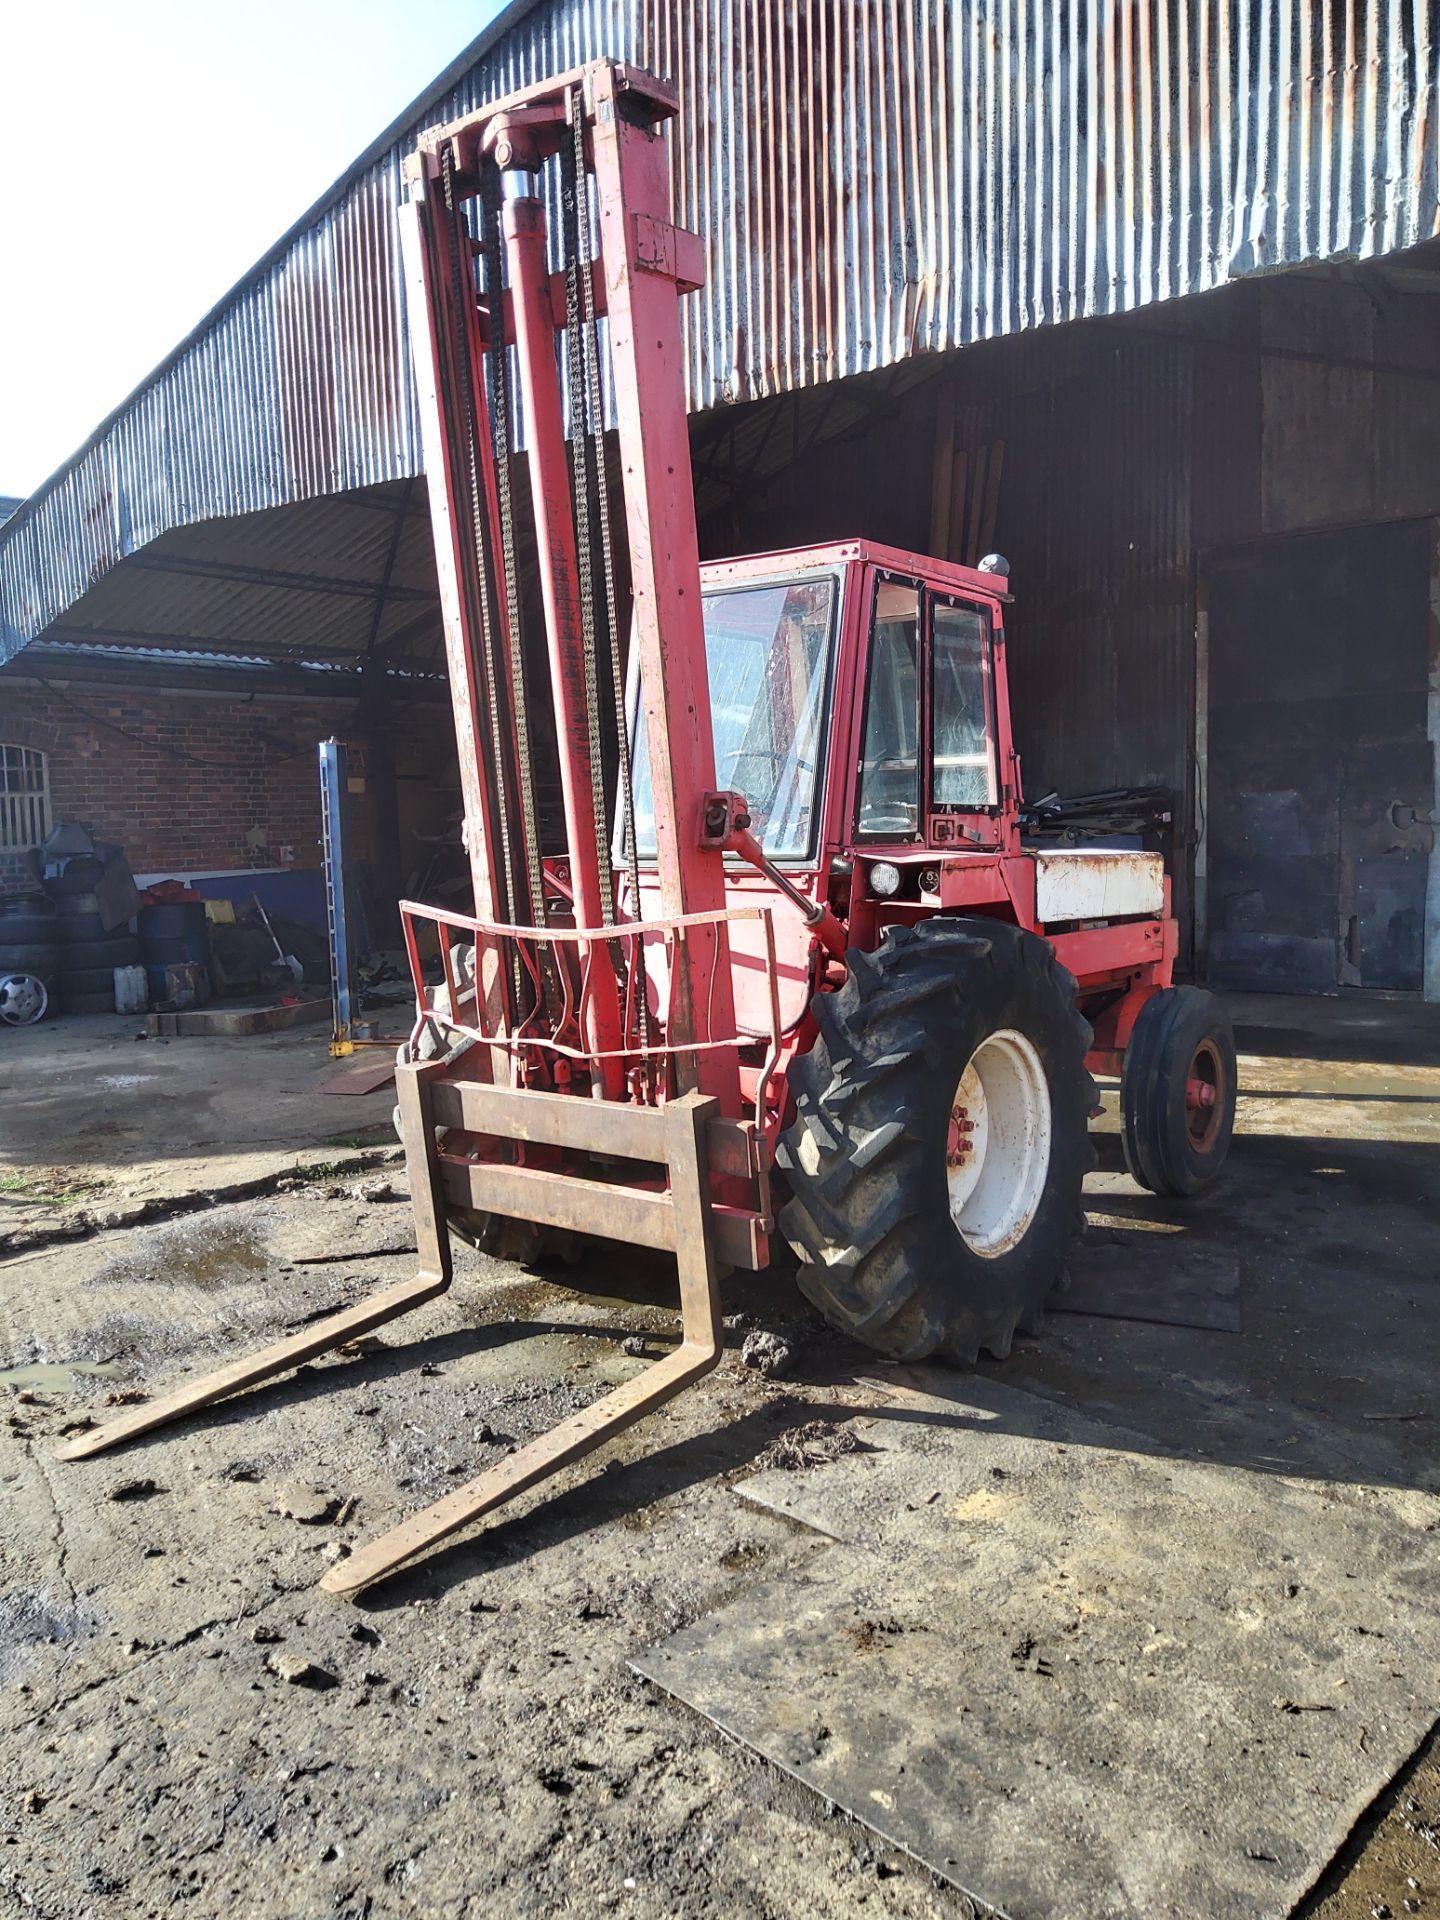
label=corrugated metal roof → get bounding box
[2,0,1437,667]
[36,482,445,672]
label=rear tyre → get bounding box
[0,910,60,945]
[776,918,1096,1363]
[49,859,105,895]
[57,912,109,942]
[1120,986,1236,1196]
[54,891,102,920]
[59,964,128,995]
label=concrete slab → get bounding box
[0,1195,925,1919]
[1056,1235,1242,1331]
[637,1372,1440,1920]
[145,996,330,1037]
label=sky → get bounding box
[0,0,509,498]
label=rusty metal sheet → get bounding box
[4,1,1438,667]
[635,1371,1440,1919]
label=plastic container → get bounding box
[113,965,148,1015]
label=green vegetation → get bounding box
[0,1169,110,1210]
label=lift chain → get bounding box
[574,99,650,1052]
[564,94,650,1055]
[440,150,520,954]
[480,163,548,934]
[560,111,617,925]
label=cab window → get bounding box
[856,580,920,839]
[931,602,997,807]
[629,575,838,863]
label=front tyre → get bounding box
[775,919,1095,1364]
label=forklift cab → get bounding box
[626,540,1017,1031]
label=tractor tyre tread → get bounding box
[775,917,1095,1364]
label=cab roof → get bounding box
[698,539,1010,601]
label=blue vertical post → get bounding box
[319,739,353,1050]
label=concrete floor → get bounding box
[1,989,1437,1917]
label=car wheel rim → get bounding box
[946,1028,1052,1257]
[0,973,48,1025]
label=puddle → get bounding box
[491,1272,677,1321]
[96,1073,157,1091]
[87,1216,269,1292]
[459,1326,612,1393]
[0,1361,125,1389]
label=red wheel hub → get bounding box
[1184,1040,1226,1152]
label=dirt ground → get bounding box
[1,992,1437,1918]
[0,1012,397,1254]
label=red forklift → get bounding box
[60,61,1236,1597]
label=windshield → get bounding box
[630,576,838,862]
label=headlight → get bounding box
[869,861,902,897]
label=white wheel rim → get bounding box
[0,974,47,1025]
[945,1029,1052,1257]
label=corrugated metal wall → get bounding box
[3,0,1437,663]
[715,255,1440,978]
[720,321,1199,798]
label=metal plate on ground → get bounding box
[634,1374,1440,1920]
[317,1055,399,1096]
[1051,1233,1243,1332]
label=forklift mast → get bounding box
[57,61,773,1601]
[399,60,741,1114]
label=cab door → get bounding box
[928,591,1003,849]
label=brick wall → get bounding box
[0,674,456,880]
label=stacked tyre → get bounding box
[51,867,141,1015]
[0,891,61,1022]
